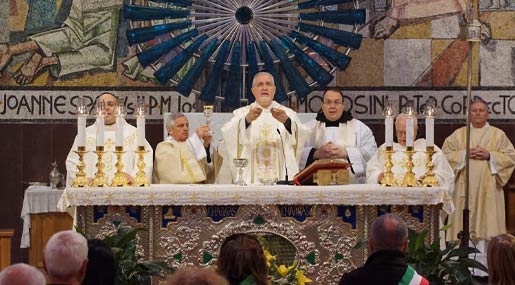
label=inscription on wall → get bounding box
[1,89,515,121]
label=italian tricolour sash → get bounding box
[398,265,429,285]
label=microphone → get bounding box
[276,128,292,185]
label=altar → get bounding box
[58,184,452,284]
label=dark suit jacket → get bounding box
[339,250,409,285]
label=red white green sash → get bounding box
[398,265,429,285]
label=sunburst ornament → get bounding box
[125,0,365,106]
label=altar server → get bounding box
[153,113,214,184]
[300,87,377,183]
[219,72,310,184]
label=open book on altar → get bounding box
[293,159,351,186]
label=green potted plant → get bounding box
[80,226,174,285]
[353,226,487,285]
[404,227,487,285]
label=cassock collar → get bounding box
[315,111,353,127]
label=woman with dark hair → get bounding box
[83,239,116,285]
[216,233,269,285]
[487,233,515,285]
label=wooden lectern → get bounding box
[294,159,351,185]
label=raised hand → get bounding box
[245,107,263,123]
[271,107,288,124]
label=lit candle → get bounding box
[385,116,393,147]
[77,116,86,147]
[406,116,414,147]
[116,115,124,147]
[426,117,434,147]
[96,116,104,147]
[137,115,145,147]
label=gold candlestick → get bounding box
[91,146,108,187]
[401,146,420,187]
[422,146,439,187]
[380,146,397,186]
[134,146,150,187]
[110,146,129,187]
[72,146,88,187]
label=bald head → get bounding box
[395,113,418,146]
[44,230,88,283]
[369,214,408,253]
[0,263,46,285]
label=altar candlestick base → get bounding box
[72,146,89,187]
[134,146,150,187]
[110,146,129,187]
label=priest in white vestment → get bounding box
[66,93,153,186]
[443,99,515,274]
[300,87,377,183]
[366,114,454,196]
[219,72,311,184]
[153,113,213,184]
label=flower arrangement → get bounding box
[262,247,312,285]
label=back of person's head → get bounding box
[44,230,88,282]
[0,263,46,285]
[167,268,229,285]
[83,239,116,285]
[487,233,515,285]
[369,213,408,253]
[216,233,268,285]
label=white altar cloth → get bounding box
[58,184,454,214]
[20,186,66,248]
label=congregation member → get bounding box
[366,113,454,192]
[339,214,429,285]
[66,92,153,185]
[83,239,116,285]
[300,87,377,183]
[217,233,269,285]
[167,268,229,285]
[487,233,515,285]
[45,230,89,285]
[443,99,515,272]
[0,263,46,285]
[153,113,214,183]
[220,71,310,184]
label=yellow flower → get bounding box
[296,270,313,285]
[277,264,295,277]
[263,249,276,267]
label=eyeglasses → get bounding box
[323,100,343,106]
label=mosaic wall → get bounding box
[0,0,514,120]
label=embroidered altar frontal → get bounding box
[60,185,449,284]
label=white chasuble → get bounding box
[220,101,311,184]
[65,120,153,186]
[366,139,455,204]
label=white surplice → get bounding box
[300,118,377,183]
